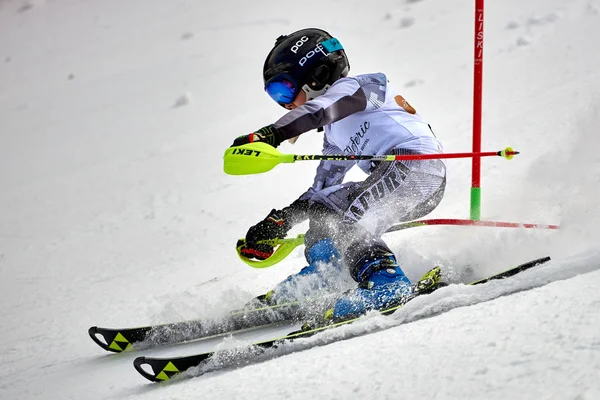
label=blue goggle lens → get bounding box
[265,78,298,106]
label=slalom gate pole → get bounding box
[385,218,559,232]
[471,0,485,220]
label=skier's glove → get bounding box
[240,209,292,260]
[231,125,284,148]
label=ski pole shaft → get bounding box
[293,148,518,163]
[224,143,519,176]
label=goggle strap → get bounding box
[321,38,344,53]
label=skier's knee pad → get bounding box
[272,239,342,302]
[306,238,341,268]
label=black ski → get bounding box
[89,300,304,353]
[133,256,551,382]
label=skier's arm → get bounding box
[239,139,350,260]
[232,75,387,148]
[271,76,385,142]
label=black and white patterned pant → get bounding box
[305,149,446,281]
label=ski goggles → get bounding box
[264,73,300,108]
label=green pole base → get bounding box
[470,187,481,221]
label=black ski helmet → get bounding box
[263,28,350,107]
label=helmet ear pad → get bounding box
[302,62,334,101]
[309,64,331,91]
[301,83,330,101]
[302,63,349,100]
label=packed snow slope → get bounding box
[1,0,600,399]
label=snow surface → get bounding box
[1,0,600,399]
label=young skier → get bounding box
[232,28,446,320]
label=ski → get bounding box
[133,256,551,382]
[89,300,305,353]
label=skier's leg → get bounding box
[263,154,446,308]
[294,194,414,316]
[309,155,446,318]
[265,237,346,304]
[327,223,413,318]
[263,198,360,305]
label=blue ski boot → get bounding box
[325,264,445,322]
[261,239,346,305]
[329,253,412,320]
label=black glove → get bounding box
[239,209,292,260]
[231,125,284,148]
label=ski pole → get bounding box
[236,218,558,268]
[223,142,519,175]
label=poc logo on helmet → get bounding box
[290,36,309,54]
[299,43,329,66]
